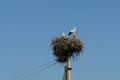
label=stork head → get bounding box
[74,27,76,31]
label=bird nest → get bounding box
[51,36,84,63]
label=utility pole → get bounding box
[63,29,76,80]
[63,57,72,80]
[66,57,72,80]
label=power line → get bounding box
[18,62,56,80]
[9,61,57,80]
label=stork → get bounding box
[68,27,76,37]
[62,32,65,36]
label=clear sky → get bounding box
[0,0,120,80]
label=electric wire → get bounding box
[18,62,56,80]
[9,60,57,80]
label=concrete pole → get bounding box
[66,57,72,80]
[63,28,76,80]
[63,67,67,80]
[63,57,72,80]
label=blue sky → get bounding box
[0,0,120,80]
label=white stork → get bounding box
[62,32,65,36]
[68,27,76,37]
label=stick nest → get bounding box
[51,36,84,63]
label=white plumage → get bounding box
[62,32,65,36]
[68,27,76,36]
